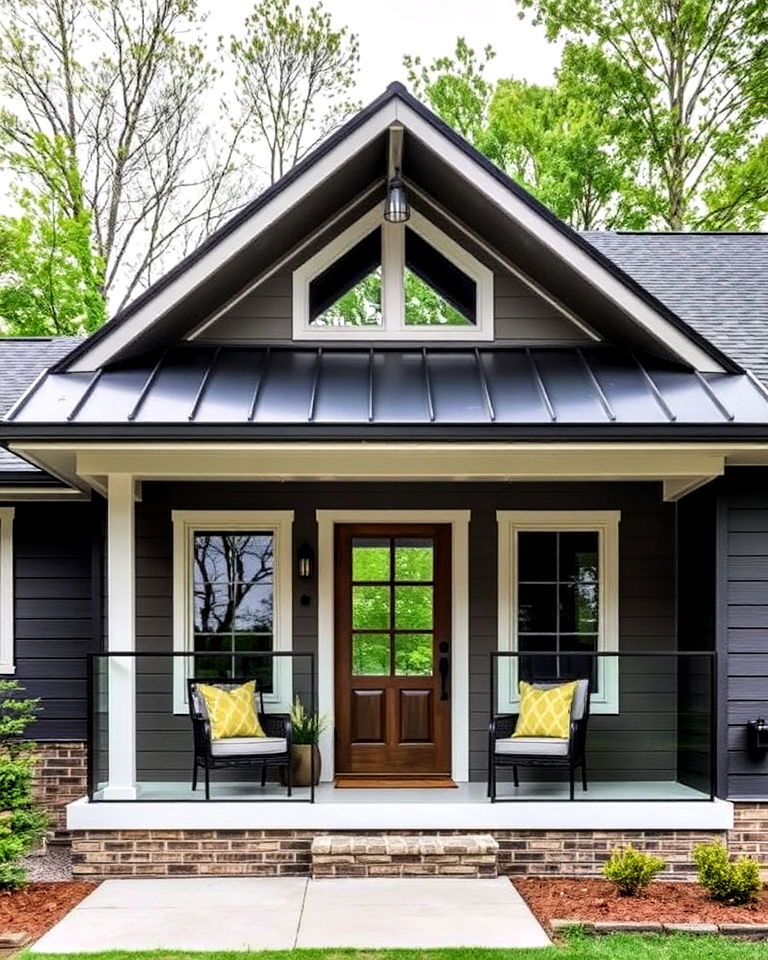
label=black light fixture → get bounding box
[297,542,315,580]
[384,167,410,223]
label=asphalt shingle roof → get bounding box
[0,337,82,471]
[583,232,768,381]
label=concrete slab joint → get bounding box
[310,833,499,878]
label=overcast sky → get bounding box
[200,0,562,100]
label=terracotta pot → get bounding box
[290,744,321,787]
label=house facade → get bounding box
[4,84,768,879]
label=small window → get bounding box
[0,508,13,675]
[310,229,382,327]
[293,205,493,340]
[497,511,620,714]
[173,511,293,713]
[405,229,475,326]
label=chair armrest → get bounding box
[260,712,292,744]
[490,714,517,740]
[191,714,212,756]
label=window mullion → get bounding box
[382,221,405,331]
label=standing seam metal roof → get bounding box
[10,345,768,427]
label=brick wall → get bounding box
[32,742,88,835]
[64,803,768,881]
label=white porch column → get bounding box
[103,473,137,800]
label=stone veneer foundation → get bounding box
[33,742,88,836]
[69,806,768,880]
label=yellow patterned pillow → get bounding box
[513,681,578,739]
[198,680,265,740]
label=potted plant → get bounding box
[289,698,327,787]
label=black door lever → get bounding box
[438,641,450,700]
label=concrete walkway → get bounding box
[31,877,550,952]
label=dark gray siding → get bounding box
[9,500,103,741]
[134,481,677,782]
[722,468,768,799]
[200,270,591,345]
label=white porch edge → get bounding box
[66,795,734,832]
[316,509,471,782]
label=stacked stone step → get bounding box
[311,833,499,878]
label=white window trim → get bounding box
[172,510,294,714]
[497,510,620,715]
[292,202,494,340]
[0,508,14,674]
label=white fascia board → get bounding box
[66,795,734,832]
[67,102,400,372]
[394,101,726,373]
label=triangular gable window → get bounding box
[294,205,493,339]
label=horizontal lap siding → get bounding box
[724,470,768,798]
[134,481,675,782]
[202,272,591,344]
[9,501,102,740]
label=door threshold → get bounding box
[335,776,457,789]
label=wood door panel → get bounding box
[400,689,432,742]
[334,523,451,776]
[351,689,386,742]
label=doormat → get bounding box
[335,776,458,789]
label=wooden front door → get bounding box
[334,524,452,777]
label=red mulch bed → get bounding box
[0,882,97,940]
[515,878,768,927]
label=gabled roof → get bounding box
[53,83,736,376]
[584,232,768,380]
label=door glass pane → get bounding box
[352,586,390,629]
[352,539,390,581]
[395,633,433,676]
[352,633,390,676]
[518,532,557,581]
[395,585,433,629]
[394,538,433,581]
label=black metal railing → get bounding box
[489,650,717,802]
[88,650,317,803]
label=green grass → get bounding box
[22,934,768,960]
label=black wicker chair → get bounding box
[188,678,292,800]
[488,677,591,801]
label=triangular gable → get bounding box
[57,83,737,375]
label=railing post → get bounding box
[102,473,137,800]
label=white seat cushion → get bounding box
[211,736,287,758]
[496,736,569,757]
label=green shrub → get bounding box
[603,845,665,895]
[694,841,762,905]
[0,680,48,890]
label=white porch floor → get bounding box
[73,779,734,832]
[130,778,708,803]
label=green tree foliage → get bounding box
[0,136,105,335]
[516,0,768,230]
[0,0,246,308]
[225,0,360,184]
[0,680,49,890]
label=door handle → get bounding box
[438,641,450,701]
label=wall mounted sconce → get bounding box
[747,717,768,758]
[297,542,315,580]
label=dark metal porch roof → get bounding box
[10,345,768,428]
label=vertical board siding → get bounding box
[134,481,676,782]
[9,500,103,740]
[724,469,768,798]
